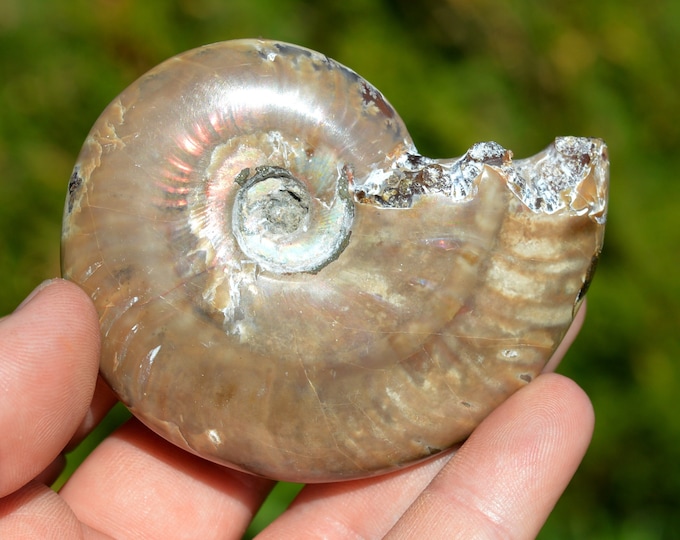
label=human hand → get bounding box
[0,279,593,539]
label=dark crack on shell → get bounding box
[67,168,83,213]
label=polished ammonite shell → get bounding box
[61,39,608,483]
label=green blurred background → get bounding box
[1,0,678,537]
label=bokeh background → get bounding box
[1,0,678,538]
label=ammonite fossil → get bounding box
[61,39,609,483]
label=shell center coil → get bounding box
[232,165,355,274]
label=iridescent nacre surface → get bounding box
[61,39,609,482]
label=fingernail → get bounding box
[15,278,61,312]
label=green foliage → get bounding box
[1,0,679,537]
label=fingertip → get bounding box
[16,278,99,326]
[459,373,594,488]
[534,372,595,451]
[388,373,594,539]
[0,279,101,497]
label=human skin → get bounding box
[0,279,593,539]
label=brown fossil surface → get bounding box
[62,39,608,482]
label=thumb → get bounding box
[0,279,100,497]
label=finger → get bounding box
[256,452,455,539]
[60,419,275,539]
[543,300,586,373]
[0,279,101,497]
[386,373,594,539]
[0,482,87,539]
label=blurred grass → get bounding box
[1,0,679,537]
